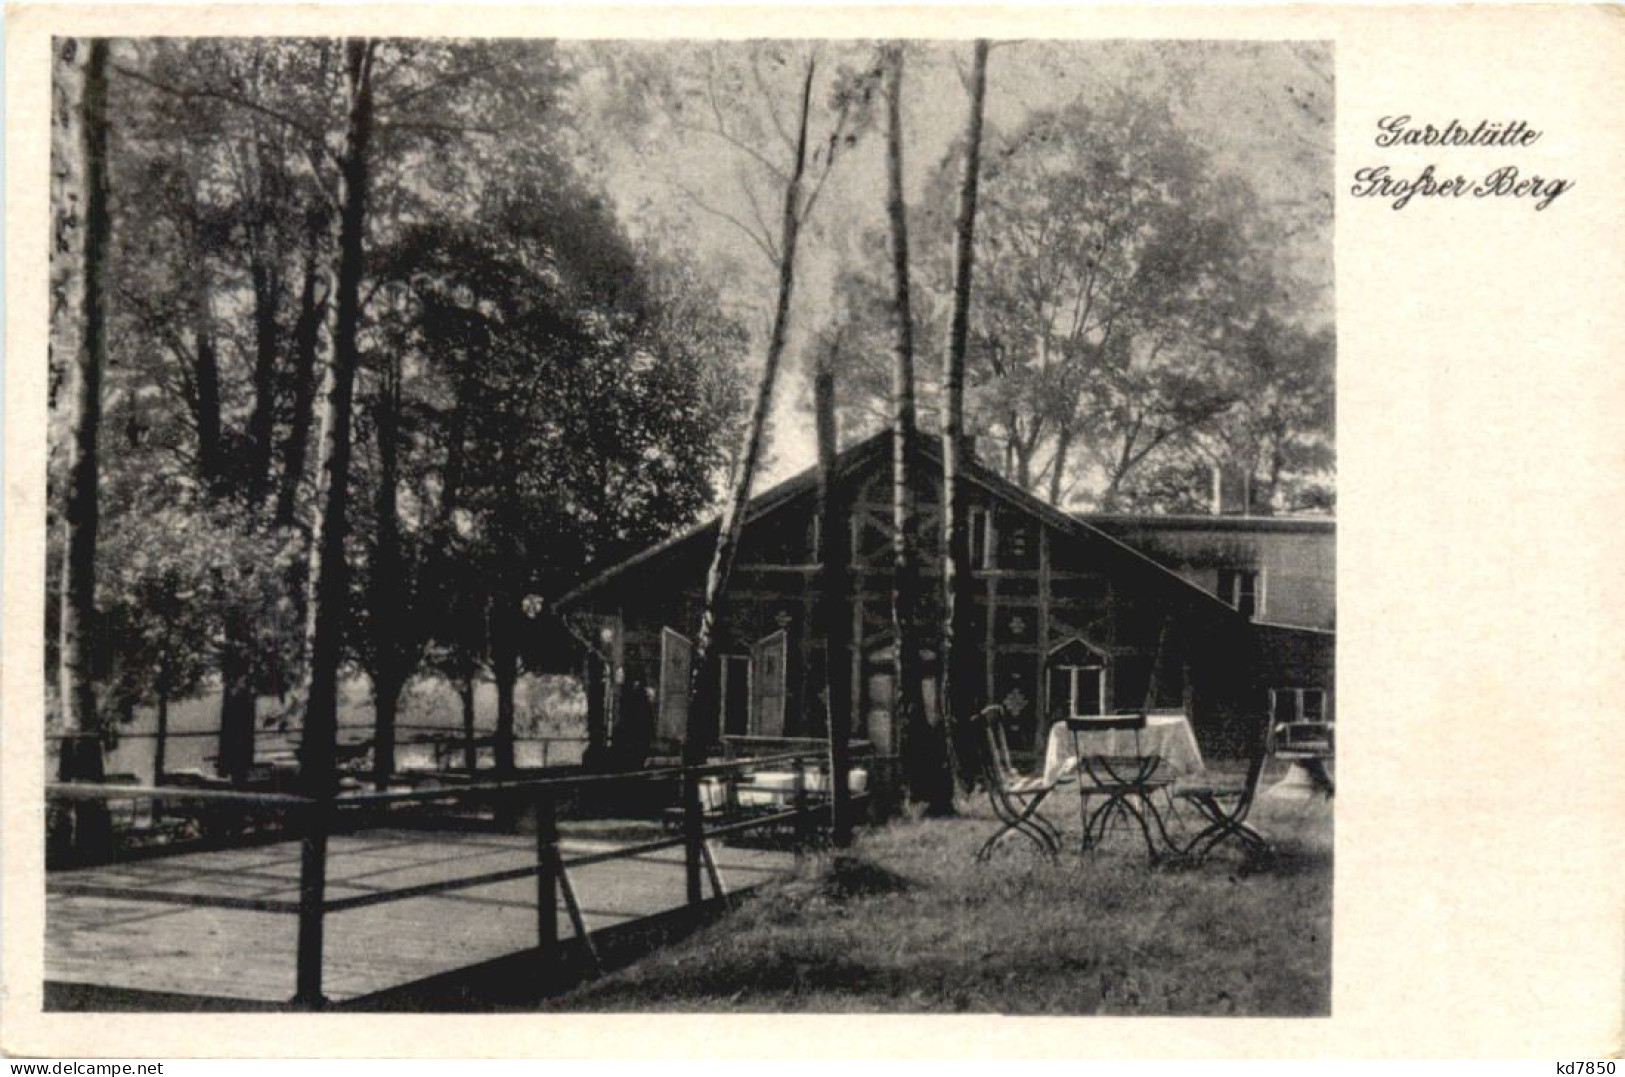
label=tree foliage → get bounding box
[47,38,751,784]
[827,85,1332,514]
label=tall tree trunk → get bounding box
[814,362,854,845]
[686,57,816,744]
[490,604,518,778]
[941,40,989,797]
[680,54,817,905]
[246,256,281,504]
[216,621,257,784]
[216,266,269,785]
[883,44,949,813]
[299,39,375,797]
[276,221,326,527]
[1047,426,1073,506]
[488,453,524,781]
[56,38,113,854]
[370,675,401,790]
[369,354,403,787]
[458,672,478,773]
[153,593,176,812]
[153,692,170,784]
[192,261,225,494]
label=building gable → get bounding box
[558,429,1237,620]
[555,430,1275,759]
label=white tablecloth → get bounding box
[700,768,869,810]
[1041,714,1205,786]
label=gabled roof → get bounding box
[555,433,892,608]
[556,429,1239,618]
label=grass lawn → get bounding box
[540,774,1333,1016]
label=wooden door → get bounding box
[721,655,751,737]
[750,630,788,736]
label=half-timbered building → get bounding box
[555,430,1287,761]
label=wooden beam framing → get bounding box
[1036,526,1051,728]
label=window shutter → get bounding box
[658,628,692,741]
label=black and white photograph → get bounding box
[38,30,1337,1017]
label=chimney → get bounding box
[1211,464,1252,516]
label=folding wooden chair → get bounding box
[1174,727,1273,863]
[964,707,1061,861]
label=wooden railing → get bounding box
[46,727,591,786]
[46,747,872,1009]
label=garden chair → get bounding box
[1067,714,1178,861]
[1173,724,1272,863]
[1272,720,1336,796]
[963,706,1061,861]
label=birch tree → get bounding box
[590,44,879,748]
[940,40,990,789]
[882,44,952,813]
[686,55,817,745]
[299,38,376,795]
[54,39,114,854]
[813,333,853,844]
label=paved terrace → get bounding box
[47,828,793,1006]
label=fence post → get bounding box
[536,789,559,971]
[683,762,708,906]
[792,758,809,858]
[292,798,330,1010]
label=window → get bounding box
[1001,522,1033,567]
[1218,568,1264,619]
[1270,687,1329,724]
[1301,689,1326,721]
[1066,665,1105,717]
[1050,661,1106,718]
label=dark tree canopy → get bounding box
[46,38,750,764]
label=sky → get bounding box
[567,39,1333,492]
